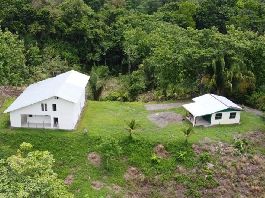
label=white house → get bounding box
[4,70,90,130]
[183,94,242,127]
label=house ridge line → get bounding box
[209,94,229,108]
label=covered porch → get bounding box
[186,113,211,127]
[21,114,53,129]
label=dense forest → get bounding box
[0,0,265,110]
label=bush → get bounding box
[0,143,73,197]
[151,153,160,164]
[176,151,187,162]
[104,90,129,102]
[247,91,265,111]
[89,66,109,100]
[233,138,249,153]
[96,139,123,170]
[122,70,146,101]
[198,152,211,164]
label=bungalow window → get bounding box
[52,104,57,111]
[215,113,222,120]
[229,112,236,119]
[54,97,59,99]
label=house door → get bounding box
[53,117,59,127]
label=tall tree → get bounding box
[0,30,28,86]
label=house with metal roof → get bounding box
[183,94,242,127]
[4,70,90,130]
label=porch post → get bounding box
[193,116,196,127]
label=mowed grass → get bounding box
[78,101,265,143]
[0,100,264,197]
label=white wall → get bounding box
[27,115,51,124]
[210,111,241,125]
[9,97,79,130]
[72,88,86,128]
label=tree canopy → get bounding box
[0,0,265,108]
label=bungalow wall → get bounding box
[210,111,241,125]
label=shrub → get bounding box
[151,153,160,164]
[247,91,265,111]
[96,139,123,170]
[89,66,109,100]
[0,143,73,197]
[182,127,194,144]
[198,152,211,164]
[176,151,187,162]
[233,138,249,153]
[122,70,146,101]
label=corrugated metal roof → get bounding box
[4,70,90,113]
[183,94,242,117]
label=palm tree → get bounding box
[182,127,194,144]
[125,119,138,139]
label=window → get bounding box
[54,97,59,99]
[229,112,236,119]
[28,115,32,117]
[215,113,222,120]
[41,103,47,111]
[52,104,57,111]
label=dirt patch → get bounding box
[148,112,184,128]
[191,139,265,197]
[91,181,104,190]
[145,102,188,111]
[0,86,24,97]
[125,179,186,198]
[154,144,169,158]
[109,184,122,194]
[124,167,145,181]
[243,131,265,147]
[192,140,236,156]
[87,152,101,167]
[64,174,74,185]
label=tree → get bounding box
[0,142,73,198]
[182,127,194,144]
[230,0,265,33]
[125,119,138,139]
[0,29,28,86]
[89,66,109,100]
[195,0,237,33]
[57,0,108,68]
[155,1,198,28]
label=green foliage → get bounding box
[90,66,109,100]
[198,152,211,164]
[176,151,187,162]
[233,138,249,153]
[96,138,123,170]
[123,69,146,101]
[0,142,73,198]
[151,153,160,164]
[156,1,198,28]
[247,91,265,111]
[0,100,265,196]
[0,29,28,86]
[125,119,139,139]
[182,127,194,144]
[0,0,265,109]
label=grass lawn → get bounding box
[0,100,264,197]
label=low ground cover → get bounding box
[0,100,264,197]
